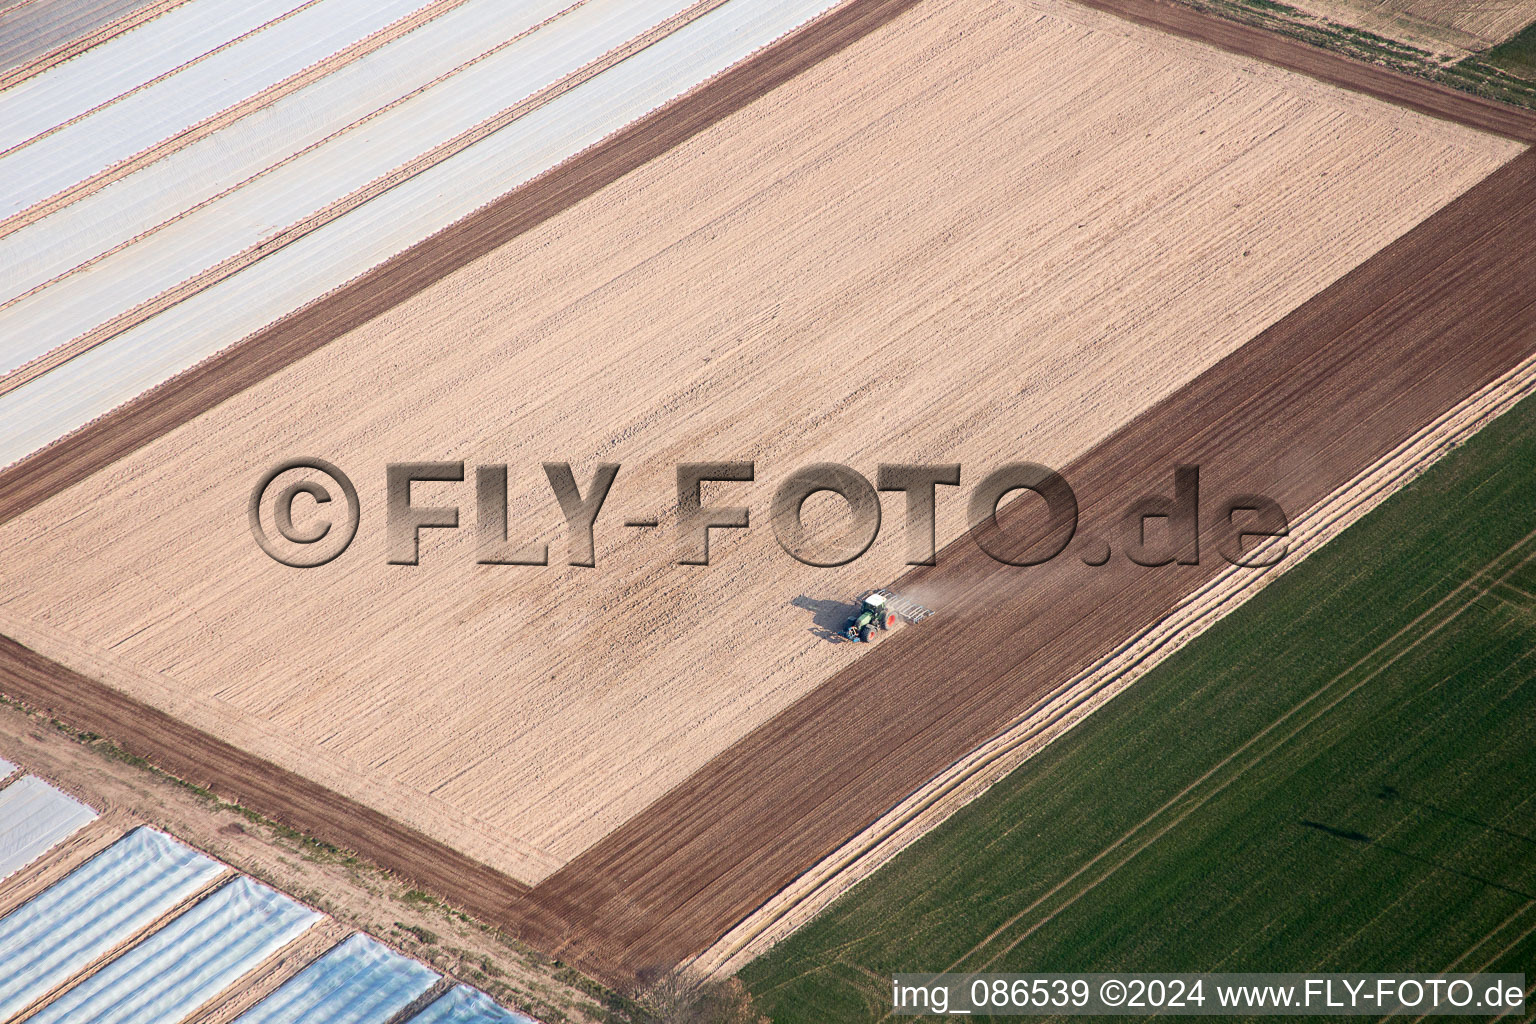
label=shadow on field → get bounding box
[1378,783,1536,847]
[1298,818,1536,900]
[792,595,854,643]
[1299,820,1371,843]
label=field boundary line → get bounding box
[839,537,1536,1016]
[686,347,1536,979]
[2,0,1532,512]
[0,0,586,318]
[0,0,330,166]
[0,0,925,513]
[1,0,1533,989]
[9,856,237,1023]
[0,634,545,934]
[0,811,133,919]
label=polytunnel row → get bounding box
[0,767,536,1023]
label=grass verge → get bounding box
[1178,0,1536,110]
[742,393,1536,1021]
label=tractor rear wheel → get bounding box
[884,612,896,629]
[859,624,876,643]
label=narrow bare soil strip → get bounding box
[0,0,473,237]
[0,0,1504,882]
[0,809,133,916]
[513,148,1536,984]
[0,0,736,395]
[1279,0,1536,58]
[5,146,1531,991]
[0,706,613,1023]
[0,636,534,916]
[186,920,349,1024]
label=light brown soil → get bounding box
[0,0,1516,892]
[689,337,1536,979]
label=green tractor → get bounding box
[844,592,897,643]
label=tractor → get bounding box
[844,592,897,642]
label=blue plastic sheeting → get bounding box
[235,933,440,1024]
[30,875,320,1024]
[409,984,539,1024]
[0,775,97,881]
[0,826,225,1020]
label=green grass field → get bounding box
[742,393,1536,1022]
[1484,19,1536,79]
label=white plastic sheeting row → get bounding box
[0,0,159,76]
[0,0,848,467]
[0,0,575,305]
[0,0,315,154]
[0,826,225,1021]
[0,0,706,369]
[235,933,439,1024]
[2,0,438,216]
[0,755,13,778]
[29,874,321,1024]
[0,775,96,881]
[411,984,540,1024]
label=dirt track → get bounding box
[0,635,532,916]
[510,147,1536,981]
[1,0,1535,992]
[1280,0,1536,57]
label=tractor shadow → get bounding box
[792,595,855,643]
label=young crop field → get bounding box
[742,388,1536,1021]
